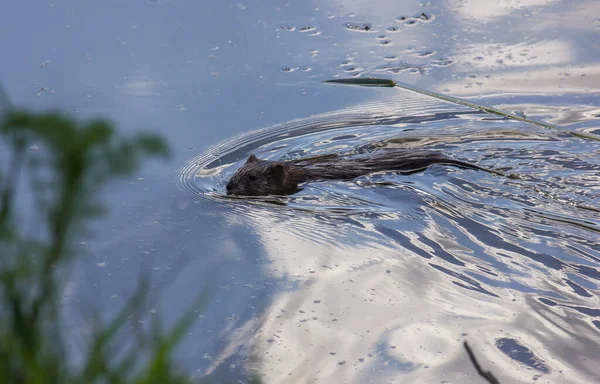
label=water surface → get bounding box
[1,0,599,383]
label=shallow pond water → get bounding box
[2,0,600,383]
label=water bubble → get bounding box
[387,26,399,32]
[301,67,312,72]
[298,26,316,32]
[281,67,297,72]
[280,25,295,31]
[345,22,373,32]
[383,55,397,60]
[419,12,432,21]
[431,58,454,67]
[378,40,392,45]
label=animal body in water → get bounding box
[226,150,508,196]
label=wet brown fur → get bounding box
[226,150,506,196]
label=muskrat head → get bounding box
[226,154,288,196]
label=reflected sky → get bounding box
[2,0,599,383]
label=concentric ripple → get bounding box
[177,91,600,219]
[178,91,536,212]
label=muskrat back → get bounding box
[226,150,508,196]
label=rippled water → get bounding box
[3,0,600,382]
[178,89,600,383]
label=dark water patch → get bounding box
[538,297,558,306]
[496,338,550,373]
[430,263,499,297]
[375,225,432,261]
[577,265,600,281]
[571,306,600,317]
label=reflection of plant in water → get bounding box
[0,94,216,382]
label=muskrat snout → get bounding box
[226,180,234,195]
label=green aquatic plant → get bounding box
[323,76,600,142]
[0,89,214,383]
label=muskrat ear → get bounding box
[269,163,284,181]
[246,154,259,164]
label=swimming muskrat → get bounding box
[226,150,509,196]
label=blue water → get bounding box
[2,0,599,383]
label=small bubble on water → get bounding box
[345,22,373,32]
[300,67,311,72]
[280,25,295,31]
[281,67,296,72]
[431,58,454,67]
[298,26,316,32]
[387,26,399,32]
[473,56,484,62]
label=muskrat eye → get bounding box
[249,175,256,181]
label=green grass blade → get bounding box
[323,78,397,87]
[324,76,600,142]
